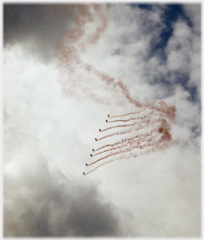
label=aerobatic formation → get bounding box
[52,4,177,175]
[83,102,177,175]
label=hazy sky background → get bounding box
[4,2,201,237]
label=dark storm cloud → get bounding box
[4,156,121,237]
[4,4,76,61]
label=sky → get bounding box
[3,2,201,237]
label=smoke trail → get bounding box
[105,110,157,123]
[52,4,177,175]
[100,110,165,132]
[106,117,146,123]
[84,107,176,174]
[56,4,111,99]
[91,131,160,158]
[100,118,151,132]
[96,124,147,142]
[84,134,178,175]
[93,129,157,152]
[96,116,166,142]
[87,126,171,167]
[107,107,147,118]
[56,4,177,125]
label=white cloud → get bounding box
[183,4,201,94]
[4,3,201,237]
[165,6,201,100]
[166,19,191,74]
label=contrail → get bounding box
[84,138,178,175]
[86,127,171,167]
[90,131,160,158]
[107,107,146,118]
[84,106,176,174]
[51,4,177,175]
[93,129,157,152]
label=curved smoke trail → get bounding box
[53,4,177,175]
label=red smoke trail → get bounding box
[51,4,177,174]
[105,111,154,123]
[84,113,176,174]
[84,138,178,175]
[56,4,139,107]
[91,131,160,158]
[103,111,167,132]
[56,5,176,122]
[100,111,165,132]
[56,4,177,121]
[96,128,133,141]
[93,129,157,152]
[96,117,166,141]
[86,126,172,167]
[96,123,149,141]
[106,117,147,123]
[107,107,147,118]
[56,4,149,107]
[100,118,151,132]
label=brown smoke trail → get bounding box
[100,118,152,132]
[86,126,172,167]
[91,130,160,158]
[55,4,151,107]
[100,111,165,132]
[51,4,177,174]
[93,129,157,152]
[97,128,169,164]
[56,4,177,121]
[107,117,146,123]
[106,111,153,123]
[107,107,147,118]
[102,110,168,133]
[96,117,166,141]
[56,4,134,106]
[84,112,176,174]
[96,123,148,142]
[96,128,133,141]
[84,139,178,175]
[56,5,176,123]
[82,5,108,47]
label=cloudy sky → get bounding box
[3,2,201,237]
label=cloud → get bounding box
[4,3,201,237]
[4,143,121,237]
[164,4,201,101]
[3,46,122,237]
[4,4,76,61]
[182,4,201,97]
